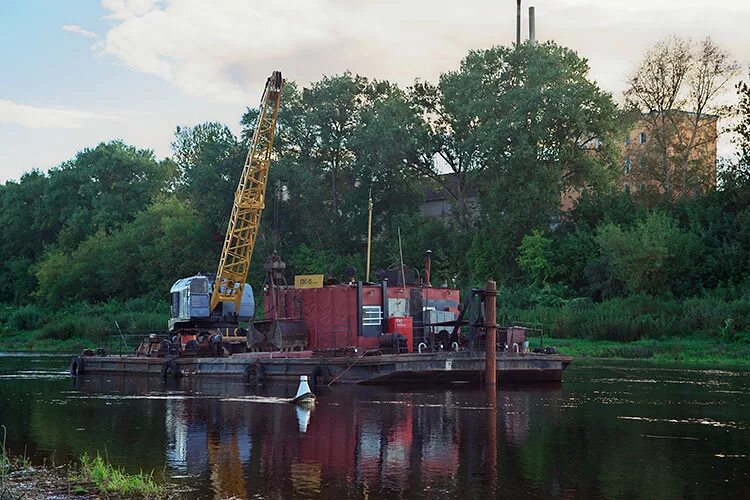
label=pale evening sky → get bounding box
[1,0,749,183]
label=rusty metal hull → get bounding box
[76,351,572,385]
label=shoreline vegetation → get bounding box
[0,298,748,367]
[1,429,168,499]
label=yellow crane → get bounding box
[210,71,284,313]
[165,70,284,357]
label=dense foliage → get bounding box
[1,41,749,347]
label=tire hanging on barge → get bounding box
[244,362,265,386]
[161,359,181,380]
[70,356,85,377]
[310,365,331,388]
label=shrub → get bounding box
[7,304,47,331]
[499,293,750,342]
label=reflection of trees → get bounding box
[27,374,167,477]
[7,362,750,499]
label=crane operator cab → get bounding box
[166,275,255,355]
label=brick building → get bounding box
[621,111,718,197]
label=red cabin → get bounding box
[263,281,460,353]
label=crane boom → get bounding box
[210,71,284,313]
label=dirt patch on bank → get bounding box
[2,465,97,499]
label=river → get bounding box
[0,353,748,499]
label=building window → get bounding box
[639,183,646,192]
[624,184,631,194]
[624,136,631,146]
[623,157,631,175]
[638,155,647,169]
[639,132,647,144]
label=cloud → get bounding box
[95,0,513,102]
[101,0,161,20]
[62,24,99,39]
[93,0,750,105]
[92,0,750,102]
[0,100,115,129]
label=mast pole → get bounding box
[366,189,373,282]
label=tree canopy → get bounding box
[0,39,748,337]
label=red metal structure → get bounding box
[263,282,460,353]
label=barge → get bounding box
[72,259,572,385]
[72,350,571,385]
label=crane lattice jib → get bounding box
[210,71,284,313]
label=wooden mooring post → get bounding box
[484,279,497,387]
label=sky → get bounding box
[1,0,750,183]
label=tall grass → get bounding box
[501,294,750,342]
[531,336,750,366]
[75,453,165,498]
[0,298,168,352]
[1,425,31,500]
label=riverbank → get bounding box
[530,336,750,367]
[1,331,97,353]
[0,298,166,354]
[1,451,168,499]
[3,332,750,368]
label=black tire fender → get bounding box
[310,365,330,388]
[161,358,181,380]
[244,362,265,385]
[70,356,84,377]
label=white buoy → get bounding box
[291,375,316,406]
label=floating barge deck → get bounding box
[73,350,572,385]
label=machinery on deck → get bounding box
[161,71,284,356]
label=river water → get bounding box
[0,354,748,499]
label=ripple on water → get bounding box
[592,378,729,387]
[643,434,702,440]
[0,371,69,380]
[618,415,746,429]
[589,365,748,377]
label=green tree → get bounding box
[171,122,246,238]
[0,170,48,302]
[517,230,553,286]
[721,70,750,189]
[240,74,426,275]
[448,42,622,281]
[43,141,172,250]
[595,211,702,295]
[409,78,484,229]
[35,197,212,305]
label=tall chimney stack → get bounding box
[529,6,536,45]
[516,0,522,46]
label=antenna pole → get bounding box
[366,189,373,282]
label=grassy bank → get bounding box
[72,453,165,498]
[1,445,167,498]
[0,298,167,353]
[533,335,750,367]
[1,294,749,368]
[499,291,750,342]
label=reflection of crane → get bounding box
[166,72,284,348]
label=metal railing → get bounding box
[102,330,167,357]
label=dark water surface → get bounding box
[0,354,748,499]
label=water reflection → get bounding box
[2,357,750,499]
[141,379,562,499]
[295,404,312,433]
